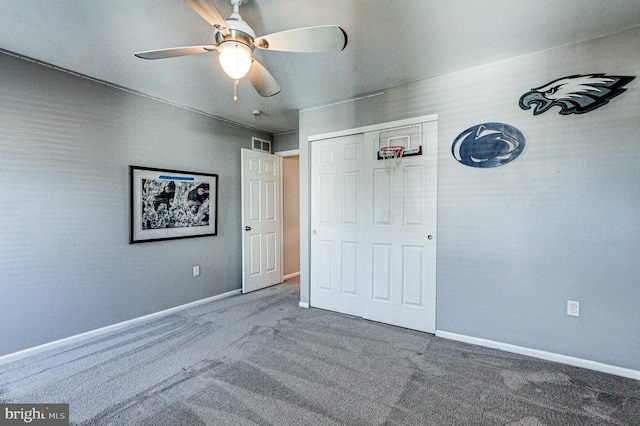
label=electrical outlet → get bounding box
[193,266,200,277]
[567,300,579,317]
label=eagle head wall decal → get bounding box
[519,74,635,115]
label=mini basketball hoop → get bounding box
[380,145,405,172]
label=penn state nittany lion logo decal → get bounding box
[519,74,635,115]
[452,123,525,168]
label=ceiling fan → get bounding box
[135,0,348,99]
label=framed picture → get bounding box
[129,166,218,244]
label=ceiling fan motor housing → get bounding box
[216,29,254,51]
[215,9,256,52]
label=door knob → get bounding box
[244,226,252,231]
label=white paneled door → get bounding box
[310,121,437,333]
[310,134,365,316]
[241,148,282,293]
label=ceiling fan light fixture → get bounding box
[218,41,252,80]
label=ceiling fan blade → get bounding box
[254,25,347,52]
[246,59,281,97]
[135,45,217,60]
[183,0,229,35]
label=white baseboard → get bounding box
[436,330,639,381]
[299,302,309,309]
[0,289,242,365]
[284,272,301,281]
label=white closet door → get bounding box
[361,121,437,333]
[310,134,365,317]
[309,120,437,334]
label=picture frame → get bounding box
[129,165,218,244]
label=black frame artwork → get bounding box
[129,165,218,243]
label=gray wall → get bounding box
[299,27,640,371]
[0,52,271,356]
[273,131,300,153]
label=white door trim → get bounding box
[275,149,300,157]
[308,114,438,142]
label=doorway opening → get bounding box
[278,151,300,284]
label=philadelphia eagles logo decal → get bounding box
[519,74,635,115]
[452,123,525,168]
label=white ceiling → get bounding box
[1,0,640,134]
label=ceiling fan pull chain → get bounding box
[233,79,239,101]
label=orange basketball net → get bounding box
[380,145,404,172]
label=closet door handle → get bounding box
[244,226,252,231]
